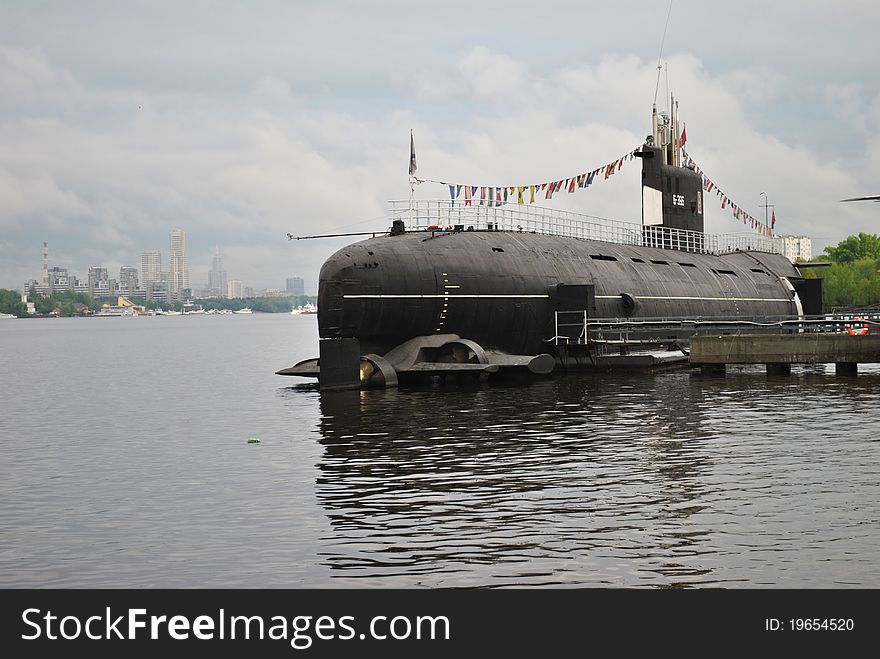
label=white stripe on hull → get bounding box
[344,293,790,302]
[344,294,550,299]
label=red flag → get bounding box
[680,124,687,148]
[771,209,776,230]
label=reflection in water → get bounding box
[6,317,877,588]
[314,374,715,586]
[307,368,880,587]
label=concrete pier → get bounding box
[690,334,880,374]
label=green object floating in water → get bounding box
[247,437,261,444]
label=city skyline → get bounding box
[19,232,311,300]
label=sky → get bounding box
[1,0,878,294]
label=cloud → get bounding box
[458,47,527,98]
[0,44,76,103]
[0,168,91,226]
[823,82,865,130]
[253,75,294,100]
[0,28,878,290]
[722,66,786,105]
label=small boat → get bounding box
[0,312,17,319]
[291,303,317,315]
[95,307,134,317]
[234,307,253,314]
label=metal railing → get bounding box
[550,312,880,346]
[388,199,781,255]
[553,310,589,345]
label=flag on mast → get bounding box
[771,208,776,230]
[409,130,417,177]
[680,123,687,149]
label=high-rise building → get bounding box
[141,250,162,288]
[41,242,49,287]
[119,266,139,295]
[169,229,189,300]
[148,274,170,303]
[207,246,228,297]
[286,277,305,296]
[88,267,109,296]
[47,267,71,291]
[227,280,243,298]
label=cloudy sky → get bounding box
[1,1,878,293]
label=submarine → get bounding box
[279,105,822,389]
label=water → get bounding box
[1,315,879,588]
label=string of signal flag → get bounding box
[409,131,777,237]
[683,149,776,237]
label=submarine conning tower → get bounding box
[636,103,704,234]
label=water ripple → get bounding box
[1,318,879,587]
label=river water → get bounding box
[1,315,878,588]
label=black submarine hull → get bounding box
[317,229,803,357]
[290,130,814,388]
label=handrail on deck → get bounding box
[389,199,782,256]
[550,311,880,346]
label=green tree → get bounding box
[14,289,105,317]
[803,233,880,308]
[0,289,28,317]
[823,232,880,264]
[802,257,880,308]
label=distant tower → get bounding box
[141,250,161,285]
[141,250,162,301]
[41,242,49,287]
[227,280,243,299]
[286,277,305,297]
[169,229,189,300]
[208,245,228,297]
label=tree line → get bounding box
[0,288,317,318]
[0,288,101,317]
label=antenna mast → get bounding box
[652,0,674,107]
